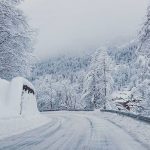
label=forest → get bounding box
[0,0,150,117]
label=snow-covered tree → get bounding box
[32,55,91,111]
[129,4,150,115]
[80,72,95,110]
[81,48,113,110]
[112,65,131,91]
[108,4,150,114]
[138,4,150,81]
[139,5,150,54]
[0,0,34,80]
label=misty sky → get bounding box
[20,0,149,59]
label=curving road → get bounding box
[0,111,147,150]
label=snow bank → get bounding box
[0,79,9,116]
[0,77,39,118]
[0,114,51,140]
[0,77,50,140]
[101,111,150,149]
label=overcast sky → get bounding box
[20,0,149,59]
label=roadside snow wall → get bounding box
[0,77,39,117]
[0,79,10,117]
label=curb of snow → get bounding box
[100,110,150,124]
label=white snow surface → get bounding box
[0,115,51,140]
[0,79,9,116]
[0,111,149,150]
[0,77,39,117]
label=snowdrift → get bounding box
[0,77,39,117]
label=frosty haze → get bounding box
[20,0,148,59]
[0,1,150,150]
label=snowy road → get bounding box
[0,111,148,150]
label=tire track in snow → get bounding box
[0,112,148,150]
[105,118,150,150]
[0,117,62,150]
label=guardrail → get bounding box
[100,109,150,124]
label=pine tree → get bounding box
[130,4,150,115]
[139,5,150,55]
[136,3,150,84]
[81,48,113,110]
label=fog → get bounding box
[21,0,148,59]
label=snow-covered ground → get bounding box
[0,111,149,150]
[101,111,150,149]
[0,115,51,140]
[0,77,39,117]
